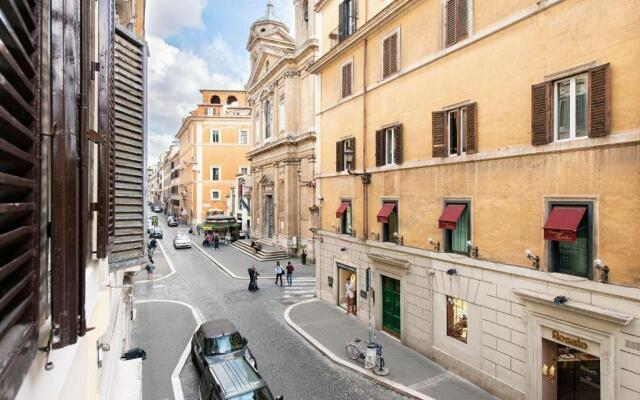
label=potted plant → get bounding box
[299,244,307,265]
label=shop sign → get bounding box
[544,229,577,242]
[552,330,588,350]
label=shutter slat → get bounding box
[432,111,446,157]
[531,82,553,145]
[456,0,468,41]
[445,0,457,47]
[375,129,384,166]
[588,63,610,138]
[465,102,477,154]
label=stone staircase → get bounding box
[232,239,288,261]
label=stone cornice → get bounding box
[246,131,317,160]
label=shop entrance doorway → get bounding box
[382,276,401,337]
[542,338,600,400]
[337,263,356,315]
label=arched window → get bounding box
[227,96,238,106]
[264,101,272,139]
[210,95,221,104]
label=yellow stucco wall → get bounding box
[317,0,640,286]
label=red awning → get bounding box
[438,204,466,229]
[377,203,396,223]
[543,207,586,242]
[336,202,350,218]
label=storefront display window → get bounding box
[337,263,357,315]
[446,296,468,343]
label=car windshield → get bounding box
[230,388,274,400]
[204,333,246,355]
[176,235,188,240]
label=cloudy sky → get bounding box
[146,0,295,162]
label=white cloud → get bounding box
[146,0,208,37]
[146,35,243,161]
[147,130,174,165]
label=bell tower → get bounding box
[294,0,314,46]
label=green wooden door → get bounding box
[382,276,401,336]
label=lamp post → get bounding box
[344,147,371,185]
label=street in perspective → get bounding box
[2,1,640,400]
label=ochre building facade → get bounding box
[310,0,640,399]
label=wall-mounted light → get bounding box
[467,240,479,258]
[594,259,609,283]
[392,232,403,246]
[446,268,457,276]
[525,249,540,270]
[427,237,440,252]
[369,230,380,241]
[542,359,556,380]
[553,295,567,305]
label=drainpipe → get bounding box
[362,37,369,240]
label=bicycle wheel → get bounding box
[345,344,360,360]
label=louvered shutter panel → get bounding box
[382,37,389,78]
[531,82,553,145]
[111,27,146,270]
[445,0,457,48]
[336,141,344,172]
[432,111,446,157]
[588,63,610,137]
[338,1,345,40]
[350,138,356,170]
[0,0,42,393]
[375,129,385,166]
[389,33,398,75]
[456,0,468,42]
[342,63,352,98]
[394,124,403,164]
[465,103,478,154]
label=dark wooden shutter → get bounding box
[531,82,553,145]
[349,138,356,170]
[389,33,398,75]
[465,102,477,154]
[0,0,42,393]
[394,124,403,164]
[338,1,345,40]
[432,111,446,157]
[97,0,115,258]
[456,0,468,42]
[588,63,610,137]
[336,141,344,172]
[342,62,352,98]
[375,129,385,166]
[445,0,457,47]
[111,27,146,269]
[382,36,390,78]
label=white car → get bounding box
[173,233,192,249]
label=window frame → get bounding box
[384,127,396,165]
[210,166,221,181]
[443,0,472,48]
[343,138,355,170]
[443,199,471,255]
[264,100,272,140]
[446,296,469,344]
[381,200,399,243]
[239,129,249,144]
[278,96,285,133]
[381,27,401,81]
[210,190,221,201]
[546,200,594,280]
[340,59,354,99]
[206,107,214,117]
[210,129,221,144]
[446,107,467,156]
[340,200,353,235]
[553,73,589,142]
[239,166,249,175]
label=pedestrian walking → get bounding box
[248,264,260,291]
[286,262,295,287]
[346,278,356,315]
[145,259,156,282]
[196,224,202,235]
[213,235,220,250]
[274,261,284,286]
[148,237,157,257]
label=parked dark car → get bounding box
[191,319,256,372]
[167,217,179,227]
[149,226,163,239]
[199,358,282,400]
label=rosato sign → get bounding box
[552,330,588,350]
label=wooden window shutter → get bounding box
[110,27,146,270]
[382,37,390,78]
[338,1,346,40]
[445,0,457,48]
[456,0,469,42]
[389,33,399,75]
[375,129,385,166]
[588,63,610,137]
[0,0,42,392]
[336,141,344,172]
[394,124,403,164]
[432,111,446,157]
[350,138,356,170]
[531,82,553,145]
[465,103,478,154]
[342,62,352,98]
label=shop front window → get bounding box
[545,203,592,279]
[446,296,468,343]
[341,202,352,235]
[440,201,470,254]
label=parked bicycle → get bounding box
[345,337,389,376]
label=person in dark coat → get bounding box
[248,264,260,291]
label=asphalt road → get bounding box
[133,215,408,400]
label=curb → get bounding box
[135,299,204,400]
[134,241,176,284]
[284,299,436,400]
[193,242,277,280]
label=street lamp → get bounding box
[343,147,371,185]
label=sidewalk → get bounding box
[285,300,497,400]
[134,242,173,283]
[193,239,315,279]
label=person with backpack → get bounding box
[286,262,295,287]
[146,256,156,282]
[274,261,284,287]
[148,237,157,256]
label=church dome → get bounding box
[252,1,289,32]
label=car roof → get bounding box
[208,358,265,398]
[199,319,238,338]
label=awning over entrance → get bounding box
[438,204,466,229]
[336,201,350,218]
[377,203,396,223]
[543,207,586,242]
